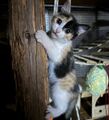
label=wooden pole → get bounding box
[9,0,48,120]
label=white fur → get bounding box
[76,106,80,120]
[35,29,72,84]
[35,2,84,119]
[78,26,86,35]
[35,30,72,63]
[35,29,82,119]
[48,61,57,84]
[51,17,72,39]
[46,83,71,119]
[51,23,66,39]
[35,30,74,119]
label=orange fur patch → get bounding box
[65,33,73,40]
[59,71,77,91]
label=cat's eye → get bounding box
[57,18,62,25]
[65,29,71,34]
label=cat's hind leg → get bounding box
[45,85,70,119]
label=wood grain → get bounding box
[9,0,48,119]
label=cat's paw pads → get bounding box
[35,30,47,43]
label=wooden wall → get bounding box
[9,0,48,120]
[45,0,109,8]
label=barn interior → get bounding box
[0,0,109,120]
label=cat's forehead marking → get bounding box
[61,16,73,23]
[52,14,73,23]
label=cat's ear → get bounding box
[61,0,71,14]
[78,24,90,35]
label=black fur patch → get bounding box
[53,114,70,120]
[54,48,74,78]
[63,20,78,38]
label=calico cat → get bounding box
[35,2,86,120]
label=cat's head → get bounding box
[51,1,89,40]
[51,13,78,40]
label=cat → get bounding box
[35,1,87,120]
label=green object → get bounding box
[85,65,108,96]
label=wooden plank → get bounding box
[92,40,107,44]
[80,105,92,120]
[79,46,94,49]
[81,91,92,98]
[74,55,97,64]
[73,48,83,53]
[81,55,109,64]
[9,0,48,120]
[45,0,97,6]
[91,52,109,57]
[93,105,109,118]
[98,44,109,49]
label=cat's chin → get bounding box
[51,32,58,39]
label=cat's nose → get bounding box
[56,28,62,33]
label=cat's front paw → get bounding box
[45,105,53,120]
[35,30,48,43]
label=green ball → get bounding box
[85,65,108,96]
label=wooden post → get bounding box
[9,0,48,120]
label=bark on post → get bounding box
[9,0,48,120]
